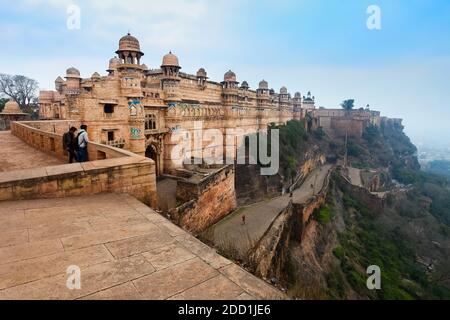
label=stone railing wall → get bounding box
[248,167,334,280]
[1,121,157,207]
[168,165,237,234]
[293,167,334,242]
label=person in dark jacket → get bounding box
[63,127,78,163]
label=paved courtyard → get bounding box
[0,193,284,300]
[0,131,63,172]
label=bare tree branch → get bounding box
[0,73,38,110]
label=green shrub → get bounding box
[314,205,332,224]
[333,246,344,260]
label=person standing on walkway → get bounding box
[63,126,78,163]
[77,124,89,162]
[241,214,246,225]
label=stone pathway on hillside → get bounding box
[206,165,333,258]
[0,193,284,300]
[347,167,363,187]
[0,131,63,172]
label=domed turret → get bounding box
[162,52,180,68]
[224,70,237,82]
[258,79,268,90]
[1,100,22,114]
[54,76,64,92]
[294,92,301,99]
[280,86,288,94]
[91,72,100,79]
[115,33,144,65]
[196,68,208,88]
[141,64,148,70]
[196,68,207,78]
[303,91,314,101]
[117,33,142,54]
[65,67,81,93]
[65,67,80,78]
[108,57,120,68]
[107,57,121,74]
[241,81,249,90]
[161,51,181,78]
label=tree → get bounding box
[0,74,39,110]
[340,99,355,111]
[0,97,8,112]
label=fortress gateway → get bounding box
[38,33,380,175]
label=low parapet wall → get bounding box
[169,165,237,234]
[0,122,157,207]
[11,121,137,162]
[293,167,333,242]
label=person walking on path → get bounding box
[241,214,246,225]
[77,124,89,162]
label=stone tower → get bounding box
[257,80,270,130]
[161,52,181,102]
[116,33,146,155]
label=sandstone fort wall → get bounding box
[0,122,157,207]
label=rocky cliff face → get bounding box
[247,168,334,296]
[248,166,450,299]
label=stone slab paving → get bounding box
[347,167,363,187]
[209,165,333,257]
[0,131,63,172]
[0,193,285,300]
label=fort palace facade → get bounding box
[39,33,382,175]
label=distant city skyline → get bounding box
[1,0,449,147]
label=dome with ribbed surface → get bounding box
[108,57,121,70]
[118,33,141,52]
[259,79,268,90]
[280,86,288,94]
[241,81,249,89]
[66,67,80,78]
[1,100,22,114]
[294,92,301,99]
[91,72,100,79]
[55,76,64,83]
[109,57,121,64]
[224,70,236,82]
[162,52,180,67]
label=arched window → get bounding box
[145,114,157,131]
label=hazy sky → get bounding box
[1,0,449,147]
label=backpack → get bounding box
[75,131,88,150]
[62,132,70,150]
[73,132,81,151]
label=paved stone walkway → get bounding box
[208,165,333,257]
[347,167,363,187]
[0,131,63,172]
[0,193,284,300]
